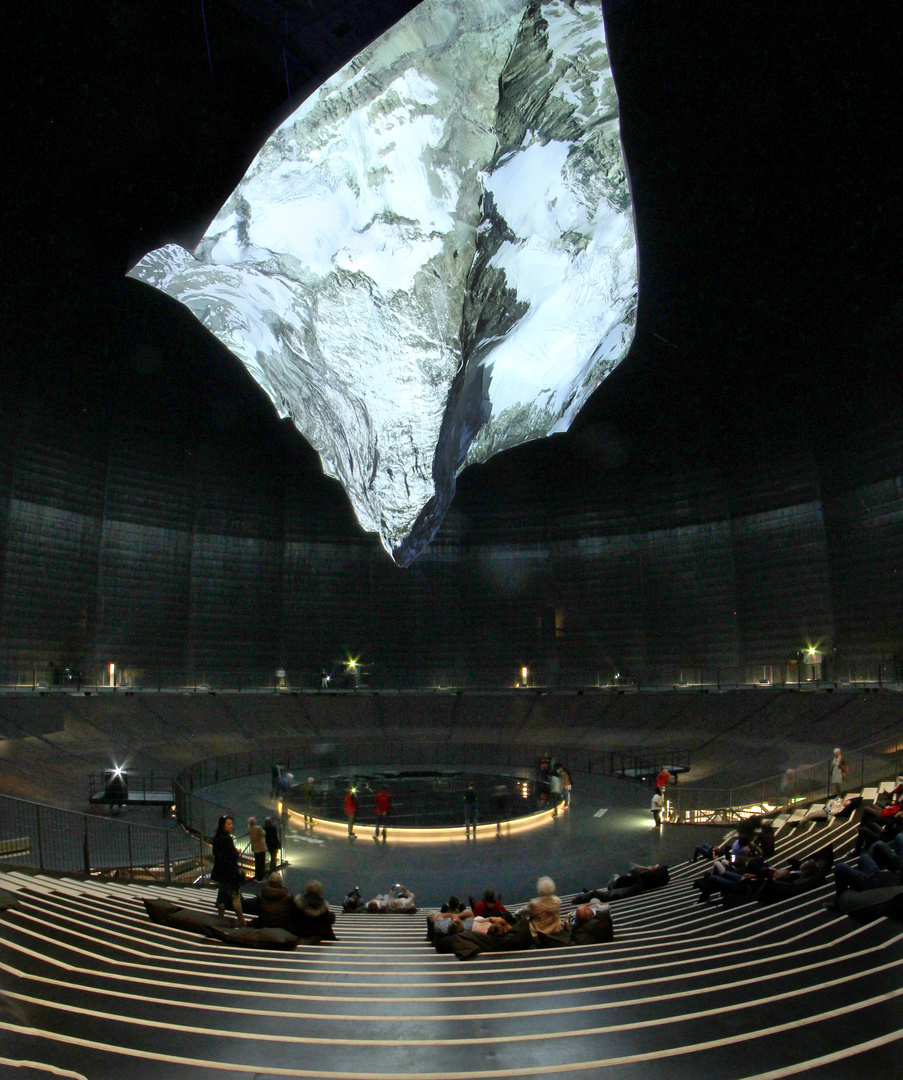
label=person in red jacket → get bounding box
[344,787,358,839]
[374,787,391,840]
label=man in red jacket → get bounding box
[345,787,358,839]
[374,787,392,840]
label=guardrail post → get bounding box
[83,821,91,876]
[128,824,133,878]
[164,831,172,885]
[36,804,44,870]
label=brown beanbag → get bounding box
[0,889,21,912]
[833,886,903,921]
[570,912,614,946]
[144,897,234,933]
[204,925,299,949]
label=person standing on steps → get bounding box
[264,817,280,872]
[211,815,245,926]
[831,748,849,796]
[247,816,267,881]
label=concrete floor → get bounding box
[205,768,730,907]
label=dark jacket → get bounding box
[290,891,338,941]
[211,832,242,889]
[257,885,294,928]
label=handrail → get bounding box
[0,791,203,882]
[172,741,689,837]
[669,730,903,820]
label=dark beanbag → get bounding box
[204,925,299,949]
[450,931,497,960]
[143,897,180,922]
[0,889,21,911]
[637,866,670,889]
[832,886,903,921]
[756,859,831,904]
[570,913,614,946]
[449,917,535,960]
[144,898,234,933]
[537,927,572,948]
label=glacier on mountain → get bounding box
[129,0,637,564]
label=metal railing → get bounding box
[0,793,205,882]
[87,771,173,805]
[4,659,902,693]
[668,735,903,823]
[173,742,689,837]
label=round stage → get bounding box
[280,769,566,840]
[197,767,704,907]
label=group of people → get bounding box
[342,883,416,912]
[831,781,903,902]
[690,815,833,906]
[343,785,392,839]
[426,877,613,953]
[211,814,284,925]
[210,813,336,938]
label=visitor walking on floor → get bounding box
[300,776,315,831]
[651,787,664,829]
[345,786,359,839]
[831,748,849,796]
[374,786,391,840]
[464,781,478,839]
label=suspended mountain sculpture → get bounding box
[130,0,637,564]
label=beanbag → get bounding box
[570,912,614,946]
[143,898,234,933]
[832,886,903,921]
[0,889,21,911]
[448,917,534,960]
[636,866,670,889]
[204,925,299,949]
[755,859,831,903]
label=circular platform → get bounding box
[281,769,565,841]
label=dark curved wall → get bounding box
[2,4,900,687]
[2,356,901,685]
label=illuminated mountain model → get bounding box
[130,0,637,563]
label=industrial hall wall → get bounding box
[1,378,902,686]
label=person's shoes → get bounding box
[349,833,356,840]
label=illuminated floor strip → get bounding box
[3,903,860,991]
[3,895,860,985]
[2,927,899,1022]
[735,1028,903,1080]
[0,1057,88,1079]
[3,985,903,1079]
[3,945,902,1048]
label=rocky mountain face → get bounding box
[130,0,636,564]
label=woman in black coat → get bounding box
[211,814,246,925]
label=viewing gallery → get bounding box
[1,1,902,1077]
